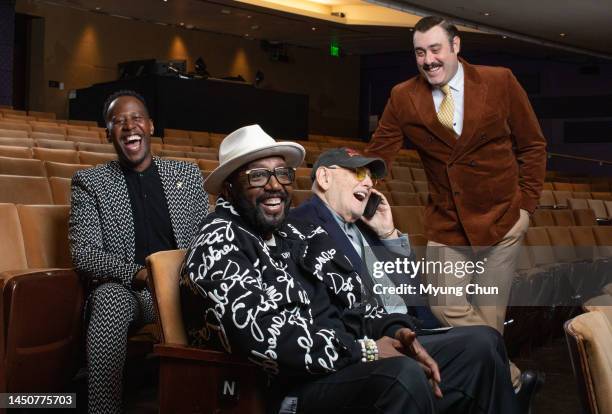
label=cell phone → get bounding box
[363,193,382,219]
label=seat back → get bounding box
[0,156,45,177]
[0,145,33,159]
[564,311,612,414]
[146,249,188,345]
[4,270,84,392]
[0,175,53,204]
[0,203,28,273]
[16,204,72,268]
[32,147,80,164]
[78,151,116,165]
[391,205,425,235]
[44,161,91,179]
[48,177,72,204]
[0,137,34,148]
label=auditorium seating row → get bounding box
[0,120,105,140]
[539,189,612,208]
[0,149,116,167]
[0,202,82,394]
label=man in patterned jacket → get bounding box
[180,124,519,414]
[69,90,208,413]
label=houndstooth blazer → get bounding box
[69,157,208,287]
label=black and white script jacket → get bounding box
[180,198,416,377]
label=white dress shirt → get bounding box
[432,62,465,136]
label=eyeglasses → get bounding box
[110,113,148,128]
[239,167,296,188]
[327,166,378,185]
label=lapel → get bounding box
[155,158,184,246]
[107,161,136,260]
[408,74,457,150]
[309,197,368,276]
[450,59,488,163]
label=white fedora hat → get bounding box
[204,124,305,194]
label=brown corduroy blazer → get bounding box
[366,59,547,247]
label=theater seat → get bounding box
[44,161,91,179]
[387,181,415,193]
[145,250,265,414]
[78,151,117,165]
[532,209,555,227]
[197,160,220,171]
[76,142,115,154]
[164,138,192,147]
[48,177,72,204]
[0,156,45,177]
[2,270,83,393]
[0,137,34,148]
[391,206,425,235]
[33,147,80,164]
[564,311,612,414]
[0,145,33,159]
[35,138,75,150]
[0,175,53,204]
[16,204,71,268]
[0,203,28,274]
[163,129,190,140]
[390,191,422,206]
[66,135,100,144]
[190,131,210,147]
[291,190,312,207]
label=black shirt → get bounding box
[123,162,177,266]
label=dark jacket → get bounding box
[180,198,417,378]
[290,195,439,329]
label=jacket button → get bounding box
[454,191,460,196]
[481,134,487,139]
[469,160,476,167]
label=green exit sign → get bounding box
[330,40,340,57]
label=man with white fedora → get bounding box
[179,124,519,414]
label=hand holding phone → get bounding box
[362,193,382,219]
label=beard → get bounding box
[229,186,292,237]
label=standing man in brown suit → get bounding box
[365,16,546,412]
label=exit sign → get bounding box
[330,40,340,57]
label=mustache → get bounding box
[256,190,288,204]
[422,62,442,71]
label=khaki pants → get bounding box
[426,209,530,387]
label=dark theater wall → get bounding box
[361,49,612,175]
[0,1,15,107]
[15,0,361,138]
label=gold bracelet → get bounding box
[380,228,397,239]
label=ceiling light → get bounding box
[312,27,317,31]
[244,33,250,37]
[186,24,195,29]
[483,12,491,16]
[179,22,185,26]
[560,33,566,37]
[95,6,101,10]
[251,25,259,30]
[221,9,231,15]
[247,15,252,19]
[502,35,507,39]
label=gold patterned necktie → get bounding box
[437,84,455,132]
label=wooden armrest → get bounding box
[154,344,256,367]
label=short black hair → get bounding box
[414,16,459,45]
[102,90,148,122]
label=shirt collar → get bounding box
[322,200,356,231]
[446,62,463,92]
